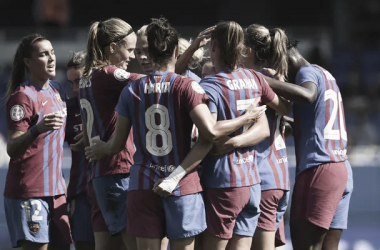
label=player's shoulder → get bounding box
[9,82,36,104]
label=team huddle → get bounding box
[4,16,353,250]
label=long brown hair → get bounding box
[211,21,245,70]
[245,24,288,78]
[5,34,46,102]
[84,18,133,77]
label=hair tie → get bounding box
[244,28,253,48]
[98,21,103,28]
[30,36,43,45]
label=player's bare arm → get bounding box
[175,26,215,75]
[190,99,266,142]
[85,114,131,161]
[7,113,64,158]
[153,135,212,197]
[210,114,270,156]
[264,76,318,104]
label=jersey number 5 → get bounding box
[145,104,173,156]
[324,90,347,141]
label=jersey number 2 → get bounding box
[324,90,347,141]
[80,99,100,145]
[145,104,173,156]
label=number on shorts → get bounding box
[80,99,100,145]
[236,98,259,132]
[324,90,347,141]
[274,114,286,150]
[145,104,173,156]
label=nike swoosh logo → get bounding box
[42,101,48,106]
[75,113,81,117]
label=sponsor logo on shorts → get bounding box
[28,222,40,233]
[150,163,176,172]
[191,81,205,94]
[114,68,131,81]
[236,155,254,165]
[10,105,25,121]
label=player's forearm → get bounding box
[211,115,251,140]
[175,43,198,75]
[264,76,315,104]
[179,135,212,173]
[229,115,269,148]
[7,130,36,158]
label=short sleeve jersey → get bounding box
[116,71,209,196]
[78,65,137,180]
[5,80,67,199]
[293,64,348,175]
[199,68,275,188]
[65,98,88,200]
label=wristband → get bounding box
[158,165,187,193]
[30,125,41,139]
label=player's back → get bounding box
[79,65,137,179]
[293,64,348,174]
[117,71,208,196]
[199,68,274,188]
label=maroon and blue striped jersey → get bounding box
[293,65,348,175]
[5,80,67,198]
[65,98,87,199]
[116,71,209,196]
[78,65,137,180]
[256,108,290,191]
[199,68,275,188]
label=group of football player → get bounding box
[4,16,353,250]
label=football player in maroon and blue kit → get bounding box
[79,18,142,250]
[199,21,291,250]
[4,34,72,250]
[66,51,95,250]
[241,24,291,250]
[264,40,353,250]
[86,17,266,250]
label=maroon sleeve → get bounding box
[256,71,276,104]
[180,79,209,113]
[102,65,139,92]
[7,92,35,132]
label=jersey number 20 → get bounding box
[324,90,347,141]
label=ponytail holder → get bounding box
[30,36,43,45]
[244,28,253,48]
[98,21,103,28]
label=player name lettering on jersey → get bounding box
[277,157,288,164]
[333,149,347,156]
[236,155,254,165]
[226,78,258,91]
[144,82,171,94]
[73,124,83,132]
[149,163,176,173]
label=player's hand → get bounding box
[281,115,294,138]
[244,98,266,124]
[153,179,171,198]
[70,132,85,151]
[209,136,234,156]
[85,138,107,162]
[191,26,216,49]
[36,112,64,133]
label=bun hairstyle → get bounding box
[5,34,46,102]
[178,38,204,70]
[211,21,245,70]
[146,17,179,67]
[245,24,288,78]
[84,18,134,77]
[67,50,86,68]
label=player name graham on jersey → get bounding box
[226,78,258,90]
[144,82,171,94]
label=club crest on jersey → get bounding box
[114,68,130,81]
[55,93,63,103]
[10,105,25,121]
[191,81,205,94]
[28,221,40,233]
